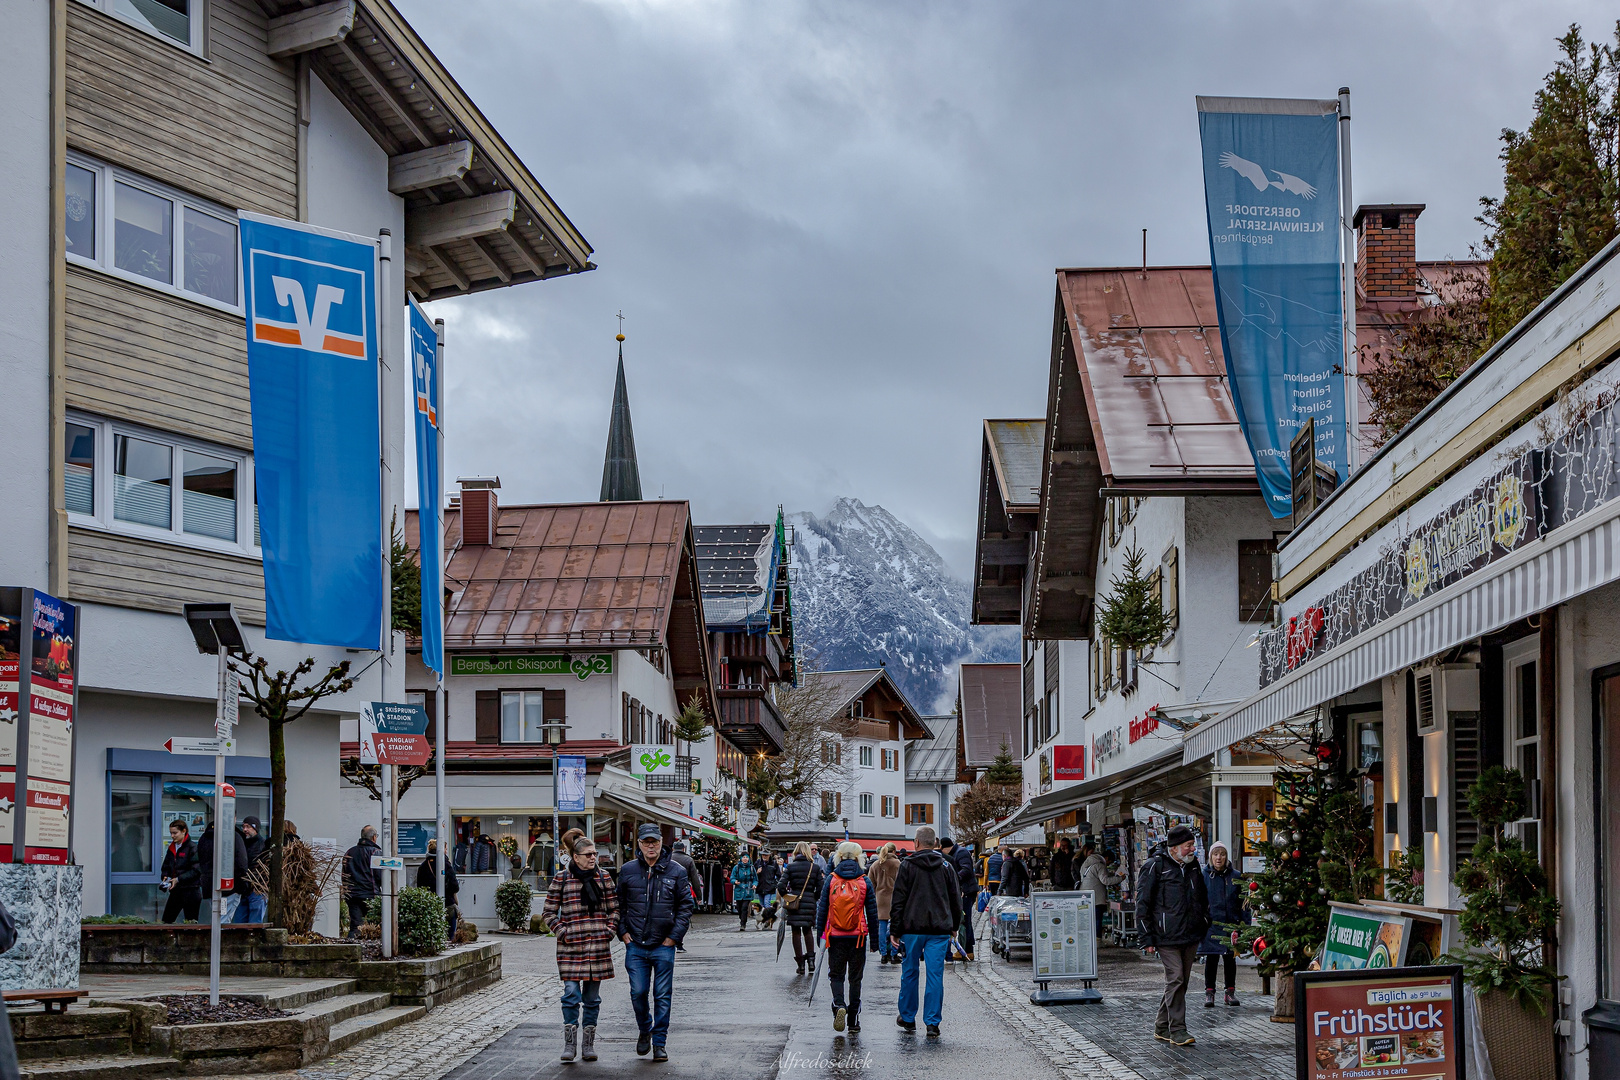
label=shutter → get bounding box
[1044,641,1060,694]
[544,689,566,741]
[1162,546,1180,632]
[1451,710,1481,874]
[475,690,500,744]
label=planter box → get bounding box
[148,1012,328,1074]
[355,943,501,1008]
[8,1006,132,1060]
[1478,988,1556,1080]
[80,925,362,978]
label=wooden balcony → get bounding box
[716,690,788,756]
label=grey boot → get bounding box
[561,1023,578,1062]
[581,1025,598,1061]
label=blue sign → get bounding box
[240,213,382,649]
[409,299,442,675]
[557,754,587,813]
[1197,96,1345,518]
[398,820,437,857]
[367,701,430,734]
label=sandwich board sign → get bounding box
[1030,890,1101,1006]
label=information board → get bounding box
[359,702,431,765]
[1296,967,1464,1080]
[13,589,77,865]
[1322,903,1409,969]
[1032,890,1098,981]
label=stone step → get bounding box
[256,978,358,1010]
[324,1004,428,1057]
[19,1054,179,1080]
[292,992,393,1026]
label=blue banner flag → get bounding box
[408,299,443,675]
[557,755,587,812]
[1197,96,1345,517]
[240,213,382,650]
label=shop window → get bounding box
[1238,539,1278,623]
[1507,653,1541,858]
[109,773,269,920]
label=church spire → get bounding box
[599,330,643,502]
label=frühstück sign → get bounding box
[1295,967,1464,1080]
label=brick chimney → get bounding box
[1354,204,1425,301]
[457,476,501,547]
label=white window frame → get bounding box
[859,745,874,769]
[881,747,898,771]
[881,795,899,819]
[858,792,874,816]
[65,411,260,560]
[66,152,243,316]
[73,0,207,56]
[1503,638,1541,855]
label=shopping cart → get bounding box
[988,895,1032,957]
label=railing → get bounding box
[644,756,696,792]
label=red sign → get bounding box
[1053,744,1086,781]
[1129,712,1159,744]
[1286,606,1326,671]
[1296,967,1463,1080]
[369,732,431,766]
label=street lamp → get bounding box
[542,718,567,876]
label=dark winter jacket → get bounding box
[986,852,1004,885]
[470,838,495,874]
[1049,848,1076,891]
[888,849,963,937]
[237,829,266,897]
[197,826,251,900]
[947,847,978,899]
[670,850,700,901]
[1136,854,1209,948]
[415,855,460,901]
[615,850,694,947]
[815,859,880,950]
[781,855,823,929]
[343,836,383,900]
[999,856,1031,898]
[161,837,201,892]
[757,858,781,895]
[1199,860,1249,956]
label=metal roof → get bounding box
[985,420,1045,510]
[972,421,1043,626]
[957,663,1021,767]
[906,718,958,783]
[694,524,775,629]
[808,668,932,740]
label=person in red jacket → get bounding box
[814,841,879,1033]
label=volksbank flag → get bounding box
[408,298,442,675]
[1197,96,1345,517]
[240,213,383,650]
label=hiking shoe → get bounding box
[1153,1029,1172,1043]
[834,1007,846,1032]
[1204,988,1216,1008]
[1171,1031,1196,1047]
[581,1025,597,1061]
[561,1024,577,1062]
[1226,988,1240,1007]
[896,1017,916,1032]
[926,1024,940,1038]
[652,1045,668,1063]
[636,1032,652,1056]
[849,1014,862,1033]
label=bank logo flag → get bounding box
[1197,96,1345,517]
[240,213,382,650]
[409,298,442,675]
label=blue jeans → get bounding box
[561,980,602,1026]
[624,942,675,1045]
[230,893,266,923]
[877,919,891,956]
[898,934,948,1027]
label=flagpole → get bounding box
[1338,87,1359,475]
[433,317,448,913]
[377,228,395,959]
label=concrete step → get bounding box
[257,979,358,1010]
[293,992,393,1026]
[324,1004,428,1057]
[19,1054,179,1080]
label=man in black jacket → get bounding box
[938,837,978,961]
[160,820,202,923]
[887,826,961,1038]
[616,824,693,1062]
[1136,824,1209,1047]
[1049,837,1076,891]
[197,821,249,921]
[230,817,267,924]
[342,826,382,938]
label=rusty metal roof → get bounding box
[956,663,1021,768]
[985,420,1045,510]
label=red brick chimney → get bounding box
[457,476,500,547]
[1354,204,1425,301]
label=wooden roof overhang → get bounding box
[972,420,1043,626]
[261,0,593,299]
[668,517,720,727]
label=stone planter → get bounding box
[355,942,502,1008]
[1477,988,1556,1080]
[80,925,362,977]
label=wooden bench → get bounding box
[3,990,87,1014]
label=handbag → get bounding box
[976,889,991,913]
[782,891,802,912]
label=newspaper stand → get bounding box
[1030,890,1102,1006]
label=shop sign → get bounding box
[1243,818,1268,846]
[1094,727,1124,764]
[1129,712,1159,744]
[450,654,613,680]
[1322,905,1407,969]
[1053,744,1086,782]
[631,744,675,778]
[1296,967,1463,1080]
[1262,453,1543,686]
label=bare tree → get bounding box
[744,646,857,825]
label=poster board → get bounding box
[1297,966,1464,1080]
[1032,890,1098,981]
[1322,903,1410,969]
[13,589,78,865]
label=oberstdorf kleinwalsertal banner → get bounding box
[408,297,443,675]
[240,213,383,650]
[1197,96,1344,518]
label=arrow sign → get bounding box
[370,855,405,871]
[0,797,13,814]
[164,736,236,756]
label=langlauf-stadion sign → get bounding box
[450,654,613,680]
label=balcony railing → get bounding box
[644,756,696,792]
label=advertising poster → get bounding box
[24,779,72,862]
[1297,967,1464,1080]
[1033,891,1098,980]
[1053,744,1086,782]
[397,820,437,857]
[1322,904,1409,970]
[359,701,432,765]
[409,298,443,675]
[23,590,76,864]
[557,754,587,813]
[0,588,20,775]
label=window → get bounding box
[881,748,898,771]
[67,415,258,556]
[821,741,844,766]
[1507,650,1541,858]
[1043,690,1057,743]
[1238,539,1279,623]
[859,745,874,768]
[502,689,565,744]
[851,700,864,719]
[821,791,842,818]
[881,796,899,818]
[110,772,271,920]
[906,803,934,825]
[859,793,874,816]
[76,0,204,52]
[66,155,240,312]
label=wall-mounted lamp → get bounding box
[1384,803,1400,835]
[1422,797,1439,834]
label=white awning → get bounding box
[1185,494,1620,761]
[592,773,760,846]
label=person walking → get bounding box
[781,841,823,975]
[1050,837,1076,891]
[159,820,202,924]
[197,819,248,924]
[1137,824,1209,1047]
[669,841,701,908]
[231,817,268,924]
[1199,841,1247,1008]
[730,854,757,931]
[939,837,977,961]
[757,850,781,907]
[888,826,961,1038]
[1077,841,1123,938]
[812,845,828,875]
[543,837,620,1063]
[867,842,900,964]
[999,848,1031,899]
[815,841,879,1033]
[615,824,693,1063]
[985,848,1003,897]
[415,839,461,940]
[342,826,382,938]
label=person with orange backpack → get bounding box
[814,840,880,1033]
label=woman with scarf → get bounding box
[542,836,621,1062]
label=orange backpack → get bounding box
[826,875,868,936]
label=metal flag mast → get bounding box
[377,229,395,959]
[434,317,448,920]
[1338,86,1359,475]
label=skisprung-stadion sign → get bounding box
[449,654,613,680]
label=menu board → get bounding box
[0,589,23,861]
[1297,967,1464,1080]
[1032,891,1098,980]
[20,590,76,865]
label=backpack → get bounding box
[826,875,868,936]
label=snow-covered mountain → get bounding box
[789,498,1019,713]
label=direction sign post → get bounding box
[164,737,236,756]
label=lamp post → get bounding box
[542,718,567,875]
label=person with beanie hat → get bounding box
[1199,840,1247,1007]
[1135,824,1208,1047]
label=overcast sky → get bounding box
[398,0,1611,574]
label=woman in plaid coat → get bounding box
[542,837,619,1062]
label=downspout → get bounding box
[47,0,67,596]
[296,55,310,222]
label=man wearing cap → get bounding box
[230,817,267,924]
[616,824,694,1062]
[1135,824,1208,1047]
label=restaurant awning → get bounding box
[592,772,759,846]
[994,746,1210,835]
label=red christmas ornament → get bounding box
[1248,880,1259,892]
[1252,935,1268,955]
[1292,850,1301,859]
[1297,899,1306,907]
